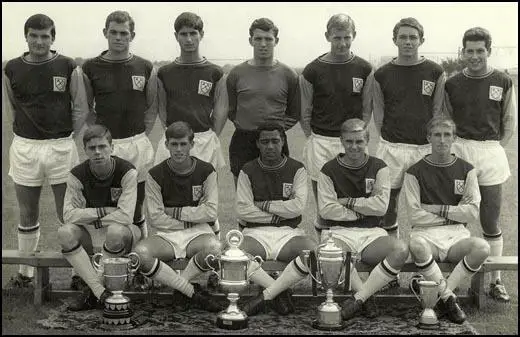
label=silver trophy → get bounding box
[92,252,140,326]
[302,230,349,331]
[205,229,264,330]
[410,275,448,329]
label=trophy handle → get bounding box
[246,255,264,279]
[410,274,424,301]
[205,254,221,278]
[301,250,321,285]
[337,251,351,287]
[91,252,104,273]
[438,278,448,295]
[126,252,141,274]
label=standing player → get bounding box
[227,18,300,185]
[235,123,317,316]
[403,116,489,324]
[153,12,227,172]
[373,17,445,242]
[82,10,157,245]
[58,125,141,311]
[131,121,223,312]
[317,118,409,321]
[444,27,517,302]
[3,14,88,287]
[300,13,373,233]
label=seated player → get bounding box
[317,118,409,321]
[58,125,142,311]
[403,116,489,324]
[131,121,223,312]
[236,123,317,316]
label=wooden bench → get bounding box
[2,249,517,309]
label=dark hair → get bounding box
[174,12,204,33]
[249,18,278,38]
[24,14,55,39]
[426,115,457,136]
[255,122,284,140]
[165,121,195,142]
[340,118,369,141]
[326,13,356,34]
[83,124,112,147]
[393,17,424,40]
[105,10,135,33]
[462,27,492,50]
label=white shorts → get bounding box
[80,223,142,252]
[9,134,79,187]
[154,129,226,170]
[452,138,510,186]
[243,226,307,260]
[155,223,215,259]
[112,133,155,183]
[302,133,344,181]
[410,224,470,262]
[322,226,388,254]
[376,138,431,189]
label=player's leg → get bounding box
[241,235,276,288]
[383,188,400,238]
[181,233,222,282]
[132,181,148,238]
[229,130,259,187]
[103,224,137,258]
[50,183,67,224]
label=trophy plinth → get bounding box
[215,293,249,330]
[411,276,447,330]
[311,289,345,330]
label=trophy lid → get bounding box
[221,229,250,262]
[319,230,343,258]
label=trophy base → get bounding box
[312,319,345,331]
[417,322,441,330]
[216,316,248,330]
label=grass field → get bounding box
[2,94,518,334]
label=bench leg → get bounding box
[33,267,50,306]
[470,272,485,310]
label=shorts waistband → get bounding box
[311,132,340,141]
[13,133,74,144]
[456,138,501,148]
[379,137,430,150]
[112,132,147,144]
[196,129,216,136]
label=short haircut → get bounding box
[249,18,278,38]
[83,124,113,147]
[174,12,204,33]
[256,122,284,140]
[326,13,356,33]
[24,14,55,39]
[105,10,135,33]
[426,116,457,136]
[462,27,492,50]
[165,121,195,142]
[340,118,369,141]
[393,17,424,40]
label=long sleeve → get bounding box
[265,167,307,219]
[317,171,362,221]
[157,77,168,129]
[145,172,185,231]
[226,71,237,123]
[500,85,517,147]
[432,72,446,117]
[345,166,390,216]
[2,73,15,126]
[362,70,375,125]
[443,168,480,224]
[82,72,96,126]
[177,171,218,223]
[402,172,447,228]
[63,174,102,225]
[69,67,89,137]
[372,76,385,136]
[144,66,159,135]
[212,75,229,136]
[236,170,278,224]
[442,89,453,117]
[299,75,313,137]
[284,72,300,130]
[100,169,137,226]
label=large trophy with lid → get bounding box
[302,230,350,331]
[206,229,264,330]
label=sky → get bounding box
[2,2,518,68]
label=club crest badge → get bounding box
[132,75,146,91]
[422,80,435,96]
[365,178,375,194]
[198,80,213,97]
[192,185,203,201]
[454,179,465,195]
[352,77,364,93]
[282,183,293,199]
[489,86,503,101]
[110,188,123,203]
[53,76,67,92]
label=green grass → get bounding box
[2,100,518,334]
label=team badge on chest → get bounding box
[192,185,203,201]
[454,179,465,195]
[132,75,146,91]
[422,80,435,96]
[110,187,123,203]
[198,80,213,97]
[365,178,375,194]
[53,76,67,92]
[489,86,503,101]
[282,183,293,198]
[352,78,364,93]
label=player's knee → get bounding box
[133,243,154,266]
[105,224,131,248]
[204,236,222,256]
[471,238,490,257]
[57,224,79,247]
[391,239,409,261]
[409,236,428,256]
